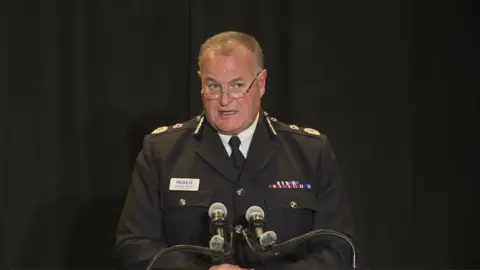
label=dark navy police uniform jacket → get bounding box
[114,110,355,270]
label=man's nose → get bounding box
[219,91,233,106]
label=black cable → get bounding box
[240,228,358,270]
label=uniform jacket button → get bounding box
[179,198,186,206]
[290,201,297,208]
[236,188,245,196]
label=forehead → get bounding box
[200,46,255,78]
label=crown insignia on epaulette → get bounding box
[289,125,299,130]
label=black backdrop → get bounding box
[1,0,478,269]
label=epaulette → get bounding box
[149,116,198,136]
[266,114,323,139]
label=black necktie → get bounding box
[229,136,245,170]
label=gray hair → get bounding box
[198,31,264,73]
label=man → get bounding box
[114,31,355,270]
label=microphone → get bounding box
[245,206,277,250]
[208,202,227,251]
[259,231,278,250]
[209,235,225,252]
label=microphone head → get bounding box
[245,205,265,221]
[209,235,225,251]
[208,202,227,218]
[259,230,277,249]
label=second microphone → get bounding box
[245,205,277,250]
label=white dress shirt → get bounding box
[217,112,259,158]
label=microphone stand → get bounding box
[236,226,358,270]
[145,229,235,270]
[145,225,358,270]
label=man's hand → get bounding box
[209,263,248,270]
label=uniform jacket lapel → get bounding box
[239,111,278,183]
[194,121,239,184]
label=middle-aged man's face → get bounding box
[198,44,267,135]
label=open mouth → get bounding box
[219,110,237,115]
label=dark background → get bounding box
[1,0,478,269]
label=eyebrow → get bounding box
[229,77,244,83]
[205,76,244,83]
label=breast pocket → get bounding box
[162,190,212,245]
[264,191,319,243]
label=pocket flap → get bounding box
[162,190,212,209]
[265,191,319,211]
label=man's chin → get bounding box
[217,127,239,135]
[216,123,242,135]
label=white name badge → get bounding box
[169,178,200,191]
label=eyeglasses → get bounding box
[201,71,262,100]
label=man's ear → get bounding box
[259,69,267,96]
[197,70,201,79]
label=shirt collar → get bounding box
[218,112,259,158]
